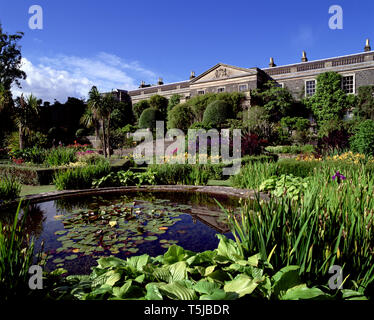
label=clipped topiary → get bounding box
[138,107,161,130]
[133,100,150,120]
[167,103,195,131]
[202,100,230,128]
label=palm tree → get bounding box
[80,104,100,145]
[14,93,40,150]
[101,92,117,157]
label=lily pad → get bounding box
[65,254,78,260]
[145,236,158,241]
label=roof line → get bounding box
[262,50,373,70]
[128,79,190,92]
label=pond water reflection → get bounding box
[1,191,240,275]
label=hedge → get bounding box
[0,160,130,186]
[0,165,67,185]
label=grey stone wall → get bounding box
[355,69,374,89]
[189,80,257,97]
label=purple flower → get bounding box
[332,171,346,183]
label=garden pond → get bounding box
[1,192,240,274]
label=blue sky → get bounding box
[1,0,374,102]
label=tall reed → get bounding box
[0,201,37,300]
[223,163,374,293]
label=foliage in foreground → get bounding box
[0,175,21,203]
[50,236,366,300]
[0,201,37,300]
[224,175,374,294]
[53,160,111,190]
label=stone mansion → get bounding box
[114,39,374,107]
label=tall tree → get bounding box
[86,86,107,156]
[85,86,117,157]
[250,81,296,122]
[0,24,26,90]
[101,92,117,157]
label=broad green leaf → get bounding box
[204,265,216,276]
[280,285,330,300]
[159,281,198,300]
[153,267,171,282]
[247,253,260,267]
[271,265,301,298]
[199,289,227,300]
[186,250,216,266]
[97,256,127,269]
[223,274,258,298]
[145,283,163,300]
[134,274,146,284]
[207,269,230,283]
[162,245,190,264]
[216,234,243,262]
[127,254,150,272]
[106,272,121,286]
[169,261,188,281]
[341,289,368,300]
[112,280,132,299]
[83,284,113,300]
[193,281,221,295]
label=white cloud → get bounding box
[12,53,157,103]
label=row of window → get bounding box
[197,84,249,95]
[194,75,355,97]
[305,75,355,96]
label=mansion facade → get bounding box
[114,39,374,107]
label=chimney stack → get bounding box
[190,71,195,79]
[269,57,276,67]
[365,38,371,52]
[301,51,308,62]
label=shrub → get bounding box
[350,119,374,156]
[167,94,181,112]
[54,160,111,190]
[44,147,77,166]
[76,150,102,165]
[133,100,150,120]
[9,146,47,164]
[48,236,358,300]
[92,169,156,188]
[0,176,21,203]
[240,154,278,165]
[149,94,168,118]
[188,121,212,130]
[148,163,214,185]
[167,103,196,131]
[139,108,161,130]
[259,174,309,200]
[203,100,230,128]
[265,145,315,154]
[240,132,267,156]
[276,159,320,178]
[230,161,278,189]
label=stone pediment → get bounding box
[190,63,257,84]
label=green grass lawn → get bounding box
[20,184,57,196]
